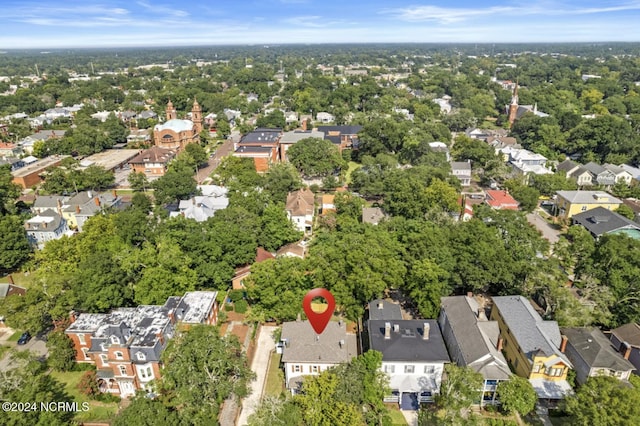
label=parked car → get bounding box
[17,332,31,345]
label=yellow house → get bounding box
[61,191,121,232]
[490,296,573,400]
[554,190,622,219]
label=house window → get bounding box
[547,367,563,377]
[424,365,435,374]
[532,364,541,373]
[100,354,108,364]
[311,365,319,373]
[140,366,153,380]
[581,206,588,211]
[81,347,90,360]
[115,351,124,360]
[110,335,120,344]
[384,365,395,374]
[119,365,127,376]
[78,334,86,345]
[100,342,107,352]
[404,365,415,374]
[292,365,301,373]
[137,352,146,361]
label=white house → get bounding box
[169,185,229,222]
[451,161,472,187]
[25,210,71,249]
[280,320,357,394]
[285,189,315,234]
[368,319,450,410]
[316,112,335,123]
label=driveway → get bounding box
[237,325,277,426]
[0,335,49,372]
[527,211,561,245]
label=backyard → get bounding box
[49,371,120,423]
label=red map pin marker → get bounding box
[302,288,335,335]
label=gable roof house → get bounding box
[485,190,519,211]
[554,191,622,220]
[61,191,122,232]
[286,189,315,234]
[609,323,640,376]
[556,160,593,187]
[169,185,229,222]
[451,161,472,187]
[561,327,635,385]
[582,162,617,188]
[571,207,640,240]
[368,319,450,409]
[603,164,634,185]
[25,210,71,249]
[317,125,362,152]
[231,247,276,290]
[280,320,357,394]
[439,296,512,406]
[490,296,573,400]
[128,146,176,177]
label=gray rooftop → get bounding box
[556,191,622,205]
[451,161,472,172]
[281,320,357,364]
[368,319,450,363]
[561,327,635,372]
[368,299,403,321]
[572,207,640,238]
[280,130,324,144]
[611,323,640,347]
[492,296,571,366]
[175,291,218,324]
[440,296,511,380]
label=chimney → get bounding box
[423,322,430,340]
[384,322,391,339]
[393,324,400,333]
[156,333,165,345]
[560,335,568,353]
[497,337,503,352]
[75,205,80,214]
[87,190,92,198]
[56,198,62,215]
[302,118,308,131]
[467,291,473,298]
[622,342,632,360]
[112,189,117,198]
[339,339,344,348]
[94,197,101,207]
[378,302,383,309]
[69,310,77,323]
[42,220,47,229]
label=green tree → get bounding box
[435,364,484,423]
[530,172,577,196]
[248,396,303,426]
[287,137,346,178]
[0,164,21,215]
[565,376,640,426]
[151,167,196,205]
[615,204,635,220]
[258,202,301,252]
[0,215,31,273]
[263,163,302,203]
[113,394,182,426]
[496,376,537,416]
[297,372,364,426]
[46,330,76,372]
[128,171,149,192]
[160,325,254,423]
[405,259,450,318]
[183,142,208,167]
[80,165,115,191]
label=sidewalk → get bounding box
[236,325,277,426]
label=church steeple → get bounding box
[191,98,203,133]
[166,99,177,121]
[507,80,519,128]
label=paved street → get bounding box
[527,211,561,245]
[237,325,277,426]
[196,135,237,184]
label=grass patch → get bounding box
[264,351,284,397]
[6,331,21,342]
[0,345,11,359]
[345,161,360,185]
[50,371,119,423]
[0,271,33,289]
[387,405,408,425]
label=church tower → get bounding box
[192,98,203,134]
[166,99,177,121]
[507,82,519,128]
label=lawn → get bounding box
[0,271,33,289]
[345,161,360,185]
[0,345,11,359]
[387,406,408,425]
[50,371,119,423]
[264,351,284,397]
[6,331,21,342]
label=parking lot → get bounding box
[0,328,49,372]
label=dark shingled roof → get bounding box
[571,207,640,238]
[561,327,635,372]
[368,299,403,321]
[368,319,450,363]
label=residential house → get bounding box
[18,129,66,155]
[286,189,315,234]
[169,185,229,222]
[620,164,640,182]
[490,296,573,400]
[452,197,475,222]
[128,146,176,177]
[25,210,71,249]
[451,161,472,187]
[279,130,324,162]
[276,242,307,259]
[428,142,450,162]
[0,157,25,172]
[368,319,450,409]
[31,195,69,215]
[0,142,21,157]
[439,296,512,405]
[622,199,640,224]
[432,97,452,114]
[0,282,26,299]
[508,149,552,180]
[554,191,622,219]
[485,190,519,211]
[561,327,635,385]
[583,162,616,188]
[571,207,640,240]
[126,129,152,146]
[609,323,640,375]
[316,112,335,123]
[231,247,275,290]
[65,291,218,398]
[368,299,403,321]
[317,125,362,152]
[362,207,387,225]
[556,160,593,187]
[280,320,357,394]
[603,164,634,185]
[62,191,122,232]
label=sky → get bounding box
[2,0,640,49]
